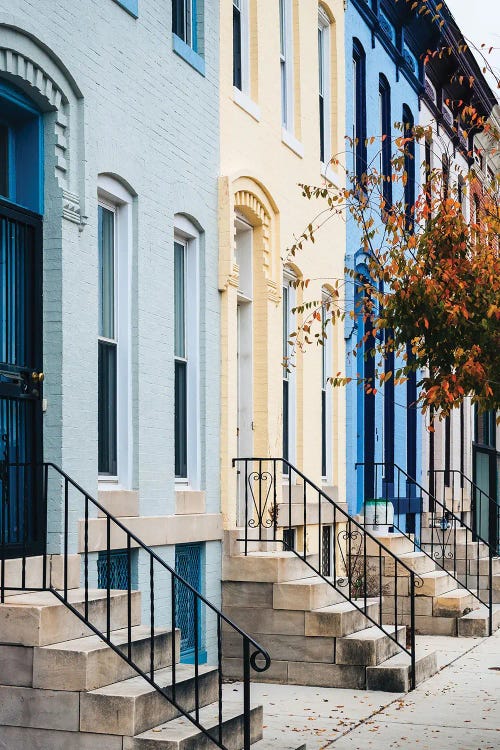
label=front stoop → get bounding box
[222,543,438,692]
[0,590,304,750]
[367,532,500,638]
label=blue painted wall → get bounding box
[344,1,422,518]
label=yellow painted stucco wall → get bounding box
[219,0,347,528]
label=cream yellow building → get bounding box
[219,0,347,531]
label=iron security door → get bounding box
[175,543,206,664]
[0,199,44,559]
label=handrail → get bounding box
[357,462,495,636]
[1,461,270,750]
[430,468,500,553]
[233,457,421,691]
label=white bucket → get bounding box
[364,499,394,533]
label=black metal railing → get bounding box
[0,462,270,750]
[357,462,495,636]
[430,468,500,553]
[233,457,421,691]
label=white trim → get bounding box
[321,161,339,184]
[281,128,304,158]
[97,178,133,491]
[174,216,201,491]
[233,87,261,122]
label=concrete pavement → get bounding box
[233,633,500,749]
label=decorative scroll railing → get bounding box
[357,462,496,636]
[0,462,270,750]
[233,457,422,691]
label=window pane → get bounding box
[175,359,188,478]
[98,340,117,475]
[279,0,285,57]
[0,124,9,198]
[283,379,289,463]
[174,241,185,358]
[98,206,115,340]
[282,285,288,363]
[172,0,185,39]
[233,1,242,89]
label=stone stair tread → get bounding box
[340,624,404,642]
[459,603,500,620]
[2,588,130,607]
[311,598,378,614]
[130,699,260,743]
[420,570,450,580]
[39,625,172,653]
[276,576,331,588]
[235,551,298,559]
[88,663,217,698]
[370,647,433,669]
[437,588,475,600]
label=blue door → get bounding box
[175,543,206,663]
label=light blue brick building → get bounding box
[0,0,221,660]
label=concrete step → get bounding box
[420,525,469,544]
[457,604,500,637]
[479,587,500,604]
[33,626,180,691]
[366,648,438,692]
[223,552,314,583]
[468,557,500,576]
[305,599,379,637]
[223,629,336,664]
[0,589,141,647]
[384,550,436,576]
[421,541,490,560]
[273,576,343,611]
[124,700,263,749]
[224,530,282,557]
[365,533,415,557]
[222,655,366,689]
[336,625,405,667]
[416,570,456,597]
[80,663,218,736]
[0,554,80,593]
[433,588,480,617]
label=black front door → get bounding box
[0,198,44,559]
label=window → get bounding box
[233,0,250,92]
[173,0,198,51]
[379,75,392,210]
[321,290,333,481]
[98,205,118,477]
[280,0,294,131]
[352,40,366,181]
[318,9,331,164]
[321,301,327,479]
[0,123,9,198]
[402,106,415,231]
[98,177,133,486]
[174,217,200,485]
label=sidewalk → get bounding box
[233,633,500,749]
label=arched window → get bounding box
[402,105,415,231]
[352,39,366,180]
[97,177,134,487]
[379,74,392,210]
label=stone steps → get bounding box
[305,598,379,637]
[336,625,405,666]
[273,576,344,611]
[433,588,480,617]
[124,700,263,749]
[80,663,219,736]
[417,570,457,597]
[32,625,180,691]
[223,552,314,583]
[366,648,438,692]
[0,589,142,646]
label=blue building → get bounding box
[344,0,435,525]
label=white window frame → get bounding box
[280,0,294,134]
[174,215,201,490]
[97,176,133,490]
[283,270,297,472]
[318,7,331,167]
